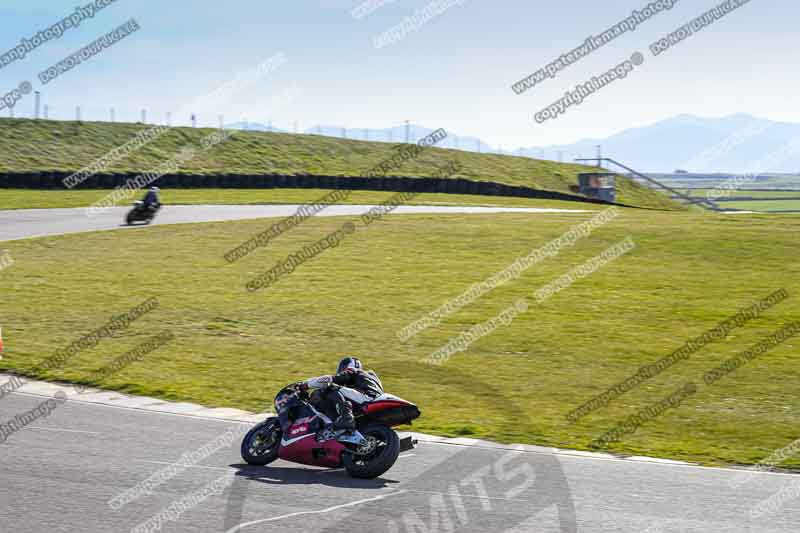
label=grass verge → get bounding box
[0,188,600,211]
[2,209,798,467]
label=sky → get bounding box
[0,0,795,149]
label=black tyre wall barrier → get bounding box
[0,171,618,206]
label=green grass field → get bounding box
[2,208,799,468]
[0,188,601,211]
[0,118,678,210]
[679,189,800,212]
[686,189,800,199]
[720,200,800,212]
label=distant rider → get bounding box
[301,357,384,431]
[142,186,161,211]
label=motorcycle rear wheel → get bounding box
[241,418,281,466]
[342,424,400,479]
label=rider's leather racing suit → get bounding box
[142,190,160,209]
[305,368,384,430]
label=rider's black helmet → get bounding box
[337,357,362,374]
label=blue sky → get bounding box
[0,0,794,148]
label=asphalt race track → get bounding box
[1,390,798,533]
[3,205,799,532]
[0,204,591,242]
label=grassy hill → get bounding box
[0,118,679,210]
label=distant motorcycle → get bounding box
[125,201,159,225]
[241,384,420,478]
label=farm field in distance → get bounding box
[674,188,800,212]
[718,199,800,212]
[684,189,800,199]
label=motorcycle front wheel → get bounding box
[342,424,400,479]
[241,418,281,466]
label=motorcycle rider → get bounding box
[141,186,161,211]
[301,357,383,431]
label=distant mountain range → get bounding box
[227,114,800,174]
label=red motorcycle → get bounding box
[240,384,420,478]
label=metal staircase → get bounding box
[575,157,719,210]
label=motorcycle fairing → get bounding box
[278,406,345,468]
